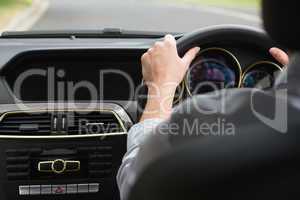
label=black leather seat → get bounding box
[128,110,300,199]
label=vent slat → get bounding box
[6,156,30,163]
[4,115,51,121]
[69,124,120,128]
[89,154,112,159]
[68,111,123,134]
[0,125,51,129]
[7,172,29,180]
[1,120,51,124]
[89,162,112,166]
[0,113,52,136]
[78,146,112,152]
[74,115,115,118]
[89,162,112,170]
[73,120,116,124]
[89,170,112,178]
[7,164,29,172]
[0,130,51,134]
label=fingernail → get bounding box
[269,48,276,55]
[195,47,201,51]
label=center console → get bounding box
[0,103,133,200]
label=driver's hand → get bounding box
[141,34,200,89]
[139,35,199,121]
[270,47,289,65]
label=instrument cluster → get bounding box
[173,47,283,103]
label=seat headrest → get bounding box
[262,0,300,50]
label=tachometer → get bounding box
[185,48,242,96]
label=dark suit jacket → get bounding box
[125,53,300,200]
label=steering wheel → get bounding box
[137,25,279,120]
[177,24,277,57]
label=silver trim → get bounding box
[0,103,133,139]
[62,117,65,130]
[53,117,57,131]
[86,122,105,126]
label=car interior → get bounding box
[0,24,285,200]
[0,0,298,199]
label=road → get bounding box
[32,0,261,33]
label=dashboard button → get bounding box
[67,184,77,194]
[65,161,80,172]
[19,185,29,196]
[52,185,66,194]
[19,183,99,196]
[78,184,89,193]
[89,183,99,193]
[41,185,52,195]
[38,161,52,172]
[29,185,41,195]
[52,159,66,174]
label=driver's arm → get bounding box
[117,35,199,200]
[116,35,289,200]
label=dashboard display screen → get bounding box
[4,50,143,101]
[186,48,241,95]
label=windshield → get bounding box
[0,0,261,33]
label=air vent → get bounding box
[67,111,125,135]
[0,110,127,138]
[6,148,42,180]
[78,146,113,178]
[0,112,52,136]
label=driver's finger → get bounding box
[141,52,150,65]
[182,47,201,67]
[164,34,176,46]
[148,48,154,54]
[270,47,289,66]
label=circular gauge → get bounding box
[242,61,282,89]
[185,48,242,96]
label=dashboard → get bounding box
[3,49,143,101]
[0,25,283,200]
[2,46,282,104]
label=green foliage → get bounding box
[0,0,31,7]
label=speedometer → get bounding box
[241,61,282,89]
[185,48,242,96]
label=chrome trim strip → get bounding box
[38,159,81,174]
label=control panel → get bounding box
[19,183,99,196]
